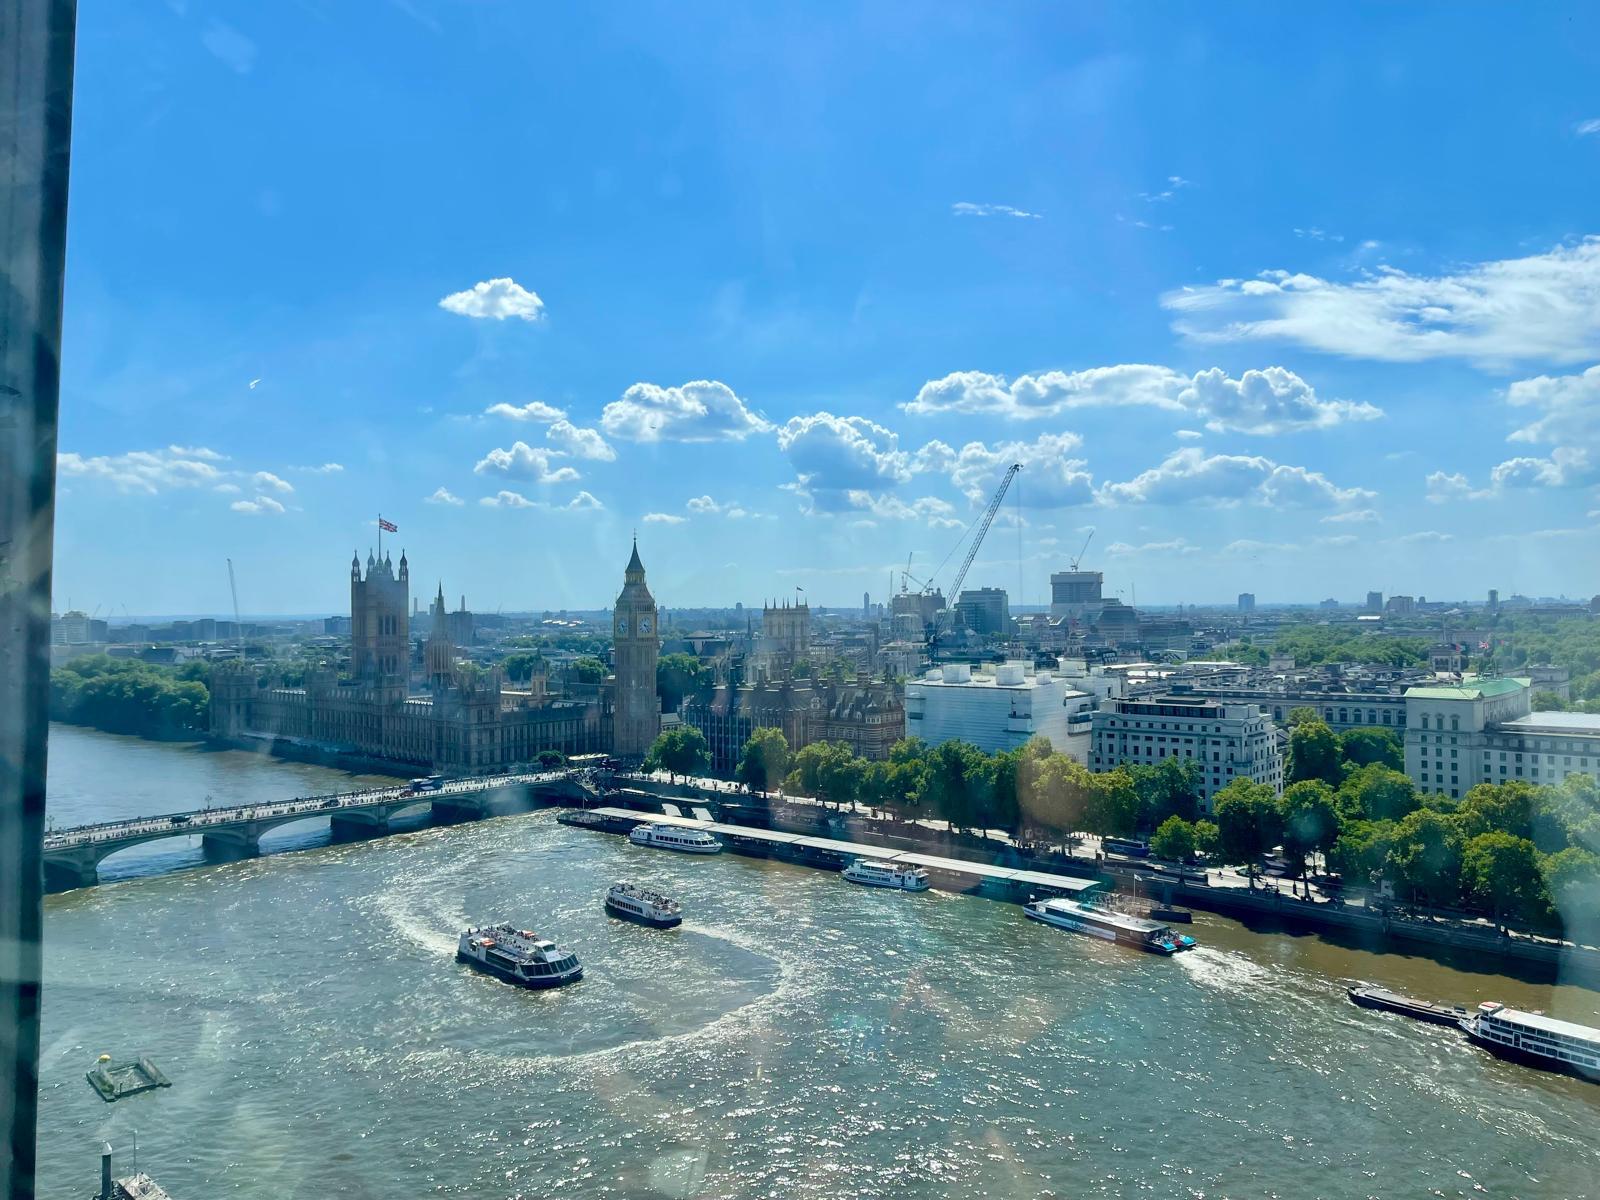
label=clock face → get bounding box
[615,618,629,636]
[639,617,653,634]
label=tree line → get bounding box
[50,655,212,739]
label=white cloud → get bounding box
[201,21,256,74]
[906,364,1379,435]
[485,400,566,423]
[473,441,580,484]
[294,462,344,474]
[601,380,771,442]
[777,413,912,509]
[58,447,225,493]
[563,491,603,512]
[686,495,723,514]
[1505,364,1600,445]
[1317,534,1358,547]
[683,495,761,519]
[1425,471,1490,503]
[1293,227,1343,243]
[545,419,616,462]
[438,277,546,322]
[928,433,1095,508]
[1321,508,1379,524]
[214,483,241,495]
[1576,118,1600,137]
[1106,537,1201,556]
[252,471,293,494]
[231,496,285,515]
[1428,447,1599,501]
[1221,539,1298,555]
[643,512,687,525]
[1175,429,1203,440]
[480,490,535,509]
[845,493,958,523]
[1100,448,1373,509]
[952,202,1041,219]
[1164,238,1600,365]
[425,487,464,507]
[1394,530,1453,545]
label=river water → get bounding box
[38,725,1600,1198]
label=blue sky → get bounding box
[53,3,1600,616]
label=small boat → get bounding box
[1347,984,1469,1027]
[457,924,582,990]
[1024,896,1191,955]
[628,822,722,855]
[605,881,683,928]
[1148,905,1193,924]
[1460,1001,1600,1082]
[841,859,931,891]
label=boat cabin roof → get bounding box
[1484,1004,1600,1043]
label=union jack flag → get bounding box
[378,517,397,533]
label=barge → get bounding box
[1347,984,1469,1027]
[1461,1001,1600,1082]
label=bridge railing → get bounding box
[43,769,575,849]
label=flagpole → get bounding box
[377,512,382,561]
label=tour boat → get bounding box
[605,881,683,928]
[1460,1002,1600,1082]
[627,823,722,854]
[841,859,931,891]
[1023,896,1188,955]
[457,924,583,989]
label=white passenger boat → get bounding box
[1023,897,1185,955]
[841,859,930,891]
[605,881,683,928]
[457,924,583,989]
[627,822,722,854]
[1461,1002,1600,1082]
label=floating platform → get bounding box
[1148,905,1194,924]
[1347,985,1470,1027]
[86,1057,172,1102]
[561,806,1108,903]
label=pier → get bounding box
[43,769,592,890]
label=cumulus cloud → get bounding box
[485,400,566,423]
[601,380,771,442]
[1576,118,1600,137]
[1505,364,1600,445]
[643,512,687,525]
[545,419,616,462]
[925,433,1095,508]
[906,365,1379,434]
[438,277,546,322]
[777,413,913,509]
[952,202,1042,219]
[58,447,225,493]
[425,487,464,506]
[1425,471,1490,503]
[473,441,581,484]
[1106,538,1201,556]
[252,471,294,494]
[231,496,285,515]
[1163,238,1600,364]
[1099,448,1373,509]
[480,488,602,513]
[1321,508,1379,524]
[1428,447,1598,501]
[683,495,760,519]
[1394,530,1453,544]
[479,490,535,509]
[295,462,344,474]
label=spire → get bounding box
[625,535,645,582]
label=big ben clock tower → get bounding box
[612,536,661,759]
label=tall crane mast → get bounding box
[930,462,1021,646]
[226,558,244,654]
[1069,528,1094,572]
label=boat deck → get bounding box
[568,807,1106,902]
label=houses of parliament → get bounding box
[209,543,660,772]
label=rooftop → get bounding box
[1498,711,1600,734]
[1405,678,1527,701]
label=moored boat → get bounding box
[1460,1002,1600,1082]
[628,822,722,854]
[841,859,931,891]
[1024,896,1189,955]
[1347,984,1468,1027]
[605,881,683,928]
[457,924,583,989]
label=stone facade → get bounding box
[684,672,904,775]
[611,539,661,760]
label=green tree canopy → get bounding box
[1327,818,1397,884]
[1279,779,1340,890]
[1127,757,1202,828]
[1084,768,1140,839]
[644,725,710,777]
[735,727,791,793]
[535,749,565,768]
[1338,763,1420,823]
[1286,719,1344,787]
[1461,831,1547,929]
[569,656,607,685]
[1458,781,1540,843]
[1542,847,1600,939]
[1193,819,1221,859]
[1286,706,1321,728]
[1388,808,1465,906]
[1150,815,1197,862]
[50,655,211,738]
[1213,780,1283,880]
[656,653,712,711]
[1338,727,1403,770]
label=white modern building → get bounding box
[1404,677,1600,800]
[904,661,1094,760]
[1090,693,1283,811]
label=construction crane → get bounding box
[928,462,1021,648]
[1069,528,1094,572]
[226,558,244,654]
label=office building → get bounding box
[904,662,1094,759]
[1365,591,1384,613]
[1049,569,1103,620]
[1237,593,1256,614]
[954,587,1010,636]
[1090,694,1283,810]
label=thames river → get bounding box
[38,724,1600,1198]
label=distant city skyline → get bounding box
[52,6,1600,613]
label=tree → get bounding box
[1388,808,1464,907]
[569,656,607,685]
[1327,818,1396,886]
[644,725,709,777]
[1286,719,1343,787]
[1278,780,1339,894]
[1127,757,1202,829]
[1542,847,1600,939]
[785,741,862,809]
[535,749,565,768]
[656,653,712,712]
[1212,780,1282,883]
[1150,816,1197,863]
[502,651,546,683]
[1338,764,1419,823]
[1461,831,1546,930]
[1193,819,1221,859]
[1286,706,1321,728]
[734,727,790,793]
[921,740,987,832]
[1458,781,1540,842]
[1339,727,1403,770]
[1021,753,1092,842]
[1084,768,1140,839]
[1531,690,1570,712]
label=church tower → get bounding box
[612,537,660,759]
[425,581,455,693]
